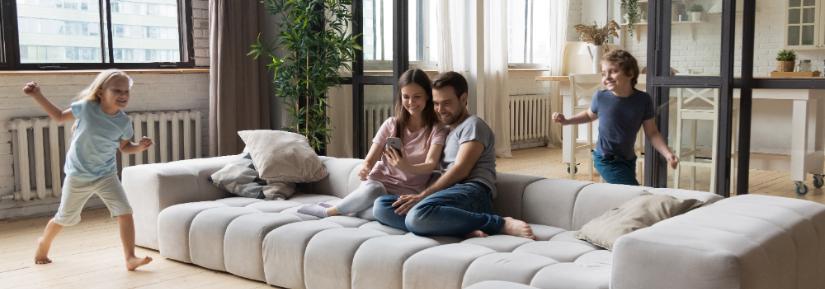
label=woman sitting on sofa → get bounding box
[299,69,447,219]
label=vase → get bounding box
[588,45,605,73]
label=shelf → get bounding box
[622,20,704,42]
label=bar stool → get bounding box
[566,73,603,180]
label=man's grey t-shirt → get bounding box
[590,89,654,160]
[441,115,497,197]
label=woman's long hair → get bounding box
[394,69,436,138]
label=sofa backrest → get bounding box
[302,157,722,231]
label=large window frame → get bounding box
[0,0,194,70]
[507,0,550,69]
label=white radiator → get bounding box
[8,110,201,201]
[509,94,551,144]
[364,103,394,144]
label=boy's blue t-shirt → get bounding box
[64,100,133,180]
[590,89,654,160]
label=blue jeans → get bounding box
[372,182,504,237]
[593,151,639,185]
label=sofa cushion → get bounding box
[575,194,700,250]
[238,130,327,183]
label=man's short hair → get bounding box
[432,71,468,98]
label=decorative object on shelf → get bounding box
[621,0,640,36]
[798,59,812,72]
[249,0,359,153]
[574,21,620,73]
[775,49,796,72]
[689,4,703,22]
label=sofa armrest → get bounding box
[611,194,825,289]
[122,155,238,250]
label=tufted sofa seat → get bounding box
[123,155,825,289]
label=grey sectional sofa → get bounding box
[123,155,825,289]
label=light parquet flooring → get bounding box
[1,146,822,288]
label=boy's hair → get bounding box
[394,68,436,137]
[432,71,468,99]
[602,49,640,87]
[76,69,133,102]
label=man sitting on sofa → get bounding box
[373,71,535,239]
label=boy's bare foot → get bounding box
[465,230,489,238]
[35,237,52,264]
[126,256,152,271]
[502,217,536,240]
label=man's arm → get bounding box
[392,140,484,214]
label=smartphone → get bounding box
[385,137,403,156]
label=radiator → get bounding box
[8,110,201,201]
[509,94,551,144]
[363,103,393,144]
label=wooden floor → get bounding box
[1,146,822,288]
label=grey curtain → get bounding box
[209,0,272,156]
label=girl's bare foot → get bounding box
[465,230,489,238]
[34,237,52,264]
[126,256,152,271]
[502,217,536,240]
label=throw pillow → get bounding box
[575,193,700,250]
[209,153,298,200]
[238,130,328,183]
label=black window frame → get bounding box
[0,0,194,70]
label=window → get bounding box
[507,0,552,66]
[2,0,192,69]
[362,0,438,70]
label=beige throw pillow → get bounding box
[238,130,327,183]
[575,194,700,250]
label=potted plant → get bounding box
[621,0,640,36]
[689,4,703,22]
[574,21,620,72]
[249,0,359,152]
[776,49,796,72]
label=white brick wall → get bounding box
[622,0,816,154]
[192,0,210,66]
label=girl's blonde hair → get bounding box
[602,49,640,87]
[76,69,133,102]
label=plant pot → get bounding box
[690,12,702,22]
[776,61,795,72]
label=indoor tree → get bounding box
[250,0,359,152]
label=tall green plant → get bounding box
[249,0,359,152]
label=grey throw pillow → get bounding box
[575,193,701,250]
[209,153,296,199]
[238,130,328,183]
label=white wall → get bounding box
[0,0,210,219]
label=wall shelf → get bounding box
[622,21,704,42]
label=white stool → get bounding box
[563,74,602,180]
[673,88,738,193]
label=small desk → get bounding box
[536,75,825,193]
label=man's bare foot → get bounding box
[126,256,152,271]
[502,217,536,240]
[34,237,52,264]
[465,230,489,238]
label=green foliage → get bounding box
[689,4,703,12]
[249,0,359,152]
[776,49,796,61]
[621,0,640,36]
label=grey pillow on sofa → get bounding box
[575,193,700,250]
[208,153,296,200]
[238,130,328,183]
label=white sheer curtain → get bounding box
[545,0,570,147]
[435,0,511,157]
[481,0,511,157]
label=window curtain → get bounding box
[435,0,511,157]
[544,0,569,147]
[208,0,271,156]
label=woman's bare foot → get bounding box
[502,217,536,240]
[126,256,152,271]
[465,230,489,238]
[34,237,52,264]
